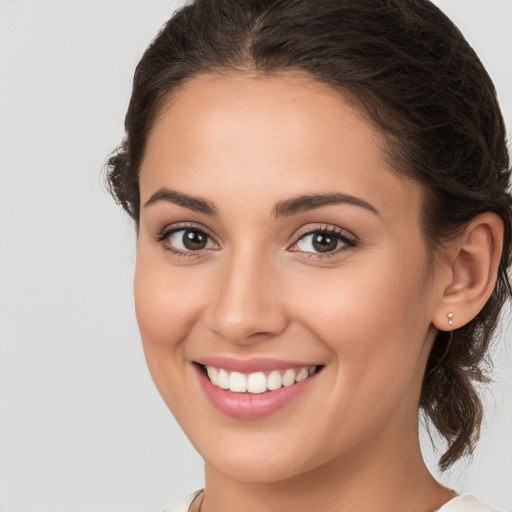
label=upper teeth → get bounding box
[205,366,317,394]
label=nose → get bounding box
[203,249,288,345]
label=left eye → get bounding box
[294,230,351,254]
[167,228,217,251]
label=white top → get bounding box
[161,490,498,512]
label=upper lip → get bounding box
[194,356,322,374]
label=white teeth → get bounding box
[282,368,296,387]
[295,368,309,382]
[247,372,267,394]
[229,371,247,392]
[204,365,319,393]
[218,369,230,389]
[206,366,219,386]
[267,370,282,391]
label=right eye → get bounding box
[157,226,218,257]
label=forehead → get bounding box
[140,71,421,224]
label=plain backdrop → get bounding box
[0,1,511,511]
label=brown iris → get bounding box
[312,233,338,253]
[182,230,208,250]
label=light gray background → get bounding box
[0,1,511,511]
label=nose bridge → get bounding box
[205,244,287,344]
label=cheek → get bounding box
[133,254,210,419]
[134,252,205,350]
[133,252,207,407]
[293,249,431,391]
[289,270,430,455]
[295,256,424,344]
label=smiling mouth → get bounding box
[198,364,322,394]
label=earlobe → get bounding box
[432,213,504,331]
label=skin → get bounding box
[134,72,501,512]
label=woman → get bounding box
[106,0,511,510]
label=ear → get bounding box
[432,212,504,332]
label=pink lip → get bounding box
[194,363,319,420]
[195,356,318,374]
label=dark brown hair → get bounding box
[106,0,512,470]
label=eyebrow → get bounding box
[271,192,379,218]
[144,187,379,218]
[144,188,218,216]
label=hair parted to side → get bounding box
[106,0,512,470]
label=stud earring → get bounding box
[447,312,454,327]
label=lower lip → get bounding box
[195,365,318,419]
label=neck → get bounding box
[197,429,453,512]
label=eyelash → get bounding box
[291,225,357,259]
[154,223,216,259]
[154,224,357,260]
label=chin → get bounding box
[195,430,330,484]
[206,452,312,484]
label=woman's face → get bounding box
[135,72,442,482]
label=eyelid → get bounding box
[288,224,357,258]
[292,223,357,245]
[154,221,357,258]
[157,222,217,242]
[154,222,220,258]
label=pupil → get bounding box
[183,230,207,250]
[312,233,337,253]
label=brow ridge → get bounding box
[144,188,379,218]
[271,193,379,218]
[144,188,218,216]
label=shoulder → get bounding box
[438,494,500,512]
[160,490,203,512]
